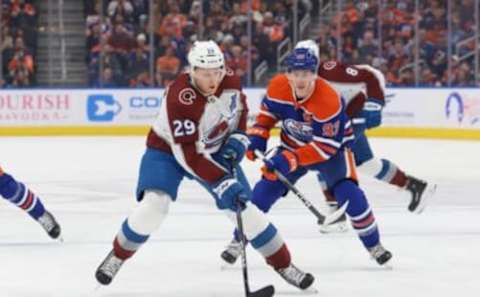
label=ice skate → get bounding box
[406,176,436,214]
[37,211,61,240]
[220,238,242,265]
[276,263,315,290]
[95,250,125,285]
[368,243,392,266]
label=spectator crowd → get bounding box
[1,0,38,88]
[85,0,310,87]
[316,0,478,86]
[1,0,479,88]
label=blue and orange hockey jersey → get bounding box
[251,74,354,166]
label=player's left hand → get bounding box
[361,98,384,129]
[261,150,298,181]
[212,176,250,211]
[215,131,250,167]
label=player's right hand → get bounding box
[261,150,298,180]
[246,126,269,161]
[361,98,384,128]
[212,176,250,211]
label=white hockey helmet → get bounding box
[188,40,225,69]
[295,39,320,59]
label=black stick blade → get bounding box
[248,285,275,297]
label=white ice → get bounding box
[0,136,479,297]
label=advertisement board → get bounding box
[0,89,164,126]
[1,88,480,138]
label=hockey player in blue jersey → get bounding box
[294,40,437,233]
[0,166,61,239]
[221,47,392,267]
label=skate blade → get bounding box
[318,223,349,234]
[382,259,394,270]
[82,283,101,297]
[413,183,437,214]
[220,262,236,271]
[275,287,319,295]
[376,258,394,270]
[303,287,319,295]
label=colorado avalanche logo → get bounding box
[323,61,337,70]
[179,88,196,105]
[203,120,229,148]
[283,119,313,143]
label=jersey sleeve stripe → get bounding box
[312,135,342,148]
[260,108,277,120]
[342,134,355,144]
[312,141,337,156]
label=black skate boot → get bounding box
[276,264,315,290]
[406,176,436,214]
[368,243,392,266]
[318,202,348,233]
[221,239,242,264]
[95,250,125,285]
[37,211,61,239]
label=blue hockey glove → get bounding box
[246,126,269,161]
[261,150,298,181]
[216,131,250,167]
[360,98,384,129]
[212,176,250,211]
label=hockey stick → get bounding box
[254,150,348,225]
[235,200,275,297]
[231,165,275,297]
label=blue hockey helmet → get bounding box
[286,48,319,73]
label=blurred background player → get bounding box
[221,47,392,267]
[0,166,61,239]
[94,40,314,291]
[295,40,437,233]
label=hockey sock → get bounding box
[333,179,380,248]
[0,172,46,220]
[266,244,291,270]
[113,190,170,260]
[358,158,408,188]
[229,203,291,270]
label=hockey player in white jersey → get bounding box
[94,40,314,291]
[296,40,436,233]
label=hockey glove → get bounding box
[246,126,269,161]
[212,176,250,211]
[261,150,298,181]
[360,98,384,129]
[216,131,250,167]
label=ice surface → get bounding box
[0,136,479,297]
